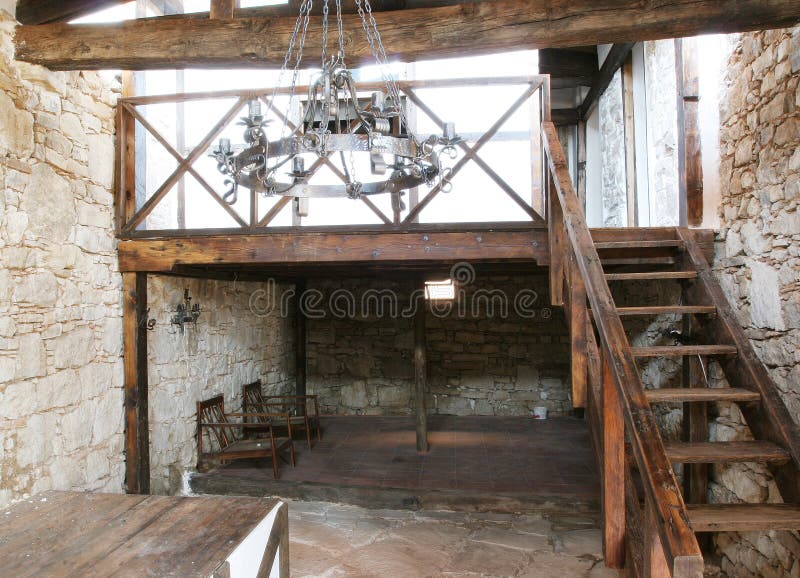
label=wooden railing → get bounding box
[541,122,704,577]
[115,75,551,238]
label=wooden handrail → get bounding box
[541,121,703,576]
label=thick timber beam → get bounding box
[117,227,549,272]
[15,0,800,70]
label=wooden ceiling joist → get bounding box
[16,0,129,25]
[15,0,800,70]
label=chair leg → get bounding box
[316,421,321,441]
[272,455,279,479]
[306,427,312,450]
[290,443,296,466]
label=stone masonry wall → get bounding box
[599,71,627,227]
[306,274,571,417]
[0,11,122,508]
[713,26,800,577]
[147,276,295,495]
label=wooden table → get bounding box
[0,491,288,577]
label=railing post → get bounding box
[569,251,588,408]
[646,503,672,577]
[548,171,565,306]
[602,349,626,568]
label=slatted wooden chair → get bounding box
[197,394,295,479]
[242,380,321,450]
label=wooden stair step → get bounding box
[631,345,738,357]
[665,441,790,464]
[688,504,800,532]
[614,305,716,316]
[595,240,684,250]
[645,388,760,404]
[600,257,677,266]
[605,270,698,281]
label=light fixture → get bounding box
[211,0,461,207]
[171,289,201,333]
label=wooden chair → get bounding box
[242,380,321,450]
[197,394,295,479]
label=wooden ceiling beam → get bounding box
[579,42,635,119]
[15,0,800,70]
[16,0,129,25]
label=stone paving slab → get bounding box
[287,499,619,577]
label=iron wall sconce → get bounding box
[171,289,201,334]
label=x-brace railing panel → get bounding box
[117,75,550,237]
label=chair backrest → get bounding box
[197,395,236,451]
[242,380,271,424]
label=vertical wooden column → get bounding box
[414,292,428,453]
[123,272,150,494]
[569,253,588,408]
[210,0,236,18]
[621,53,637,227]
[548,172,565,307]
[295,280,307,397]
[676,38,703,227]
[602,350,625,568]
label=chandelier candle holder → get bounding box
[211,0,461,208]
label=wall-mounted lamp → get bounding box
[171,289,201,334]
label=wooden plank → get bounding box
[118,228,548,272]
[688,504,800,532]
[645,387,760,404]
[295,280,307,397]
[631,345,737,358]
[17,0,800,70]
[679,227,800,503]
[602,351,625,569]
[542,123,703,575]
[665,441,790,464]
[612,305,716,316]
[123,272,149,494]
[605,271,698,281]
[16,0,128,24]
[595,240,684,250]
[579,43,635,119]
[414,292,428,453]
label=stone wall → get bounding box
[306,274,571,417]
[147,276,295,494]
[0,11,123,508]
[599,71,627,227]
[713,26,800,577]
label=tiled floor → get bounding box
[222,415,599,500]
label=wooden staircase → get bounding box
[542,122,800,577]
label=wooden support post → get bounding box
[123,272,149,494]
[645,503,672,578]
[414,292,428,453]
[569,252,588,409]
[548,172,565,307]
[210,0,236,18]
[676,38,703,227]
[295,279,307,397]
[602,350,625,568]
[621,53,637,227]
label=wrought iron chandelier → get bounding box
[211,0,461,206]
